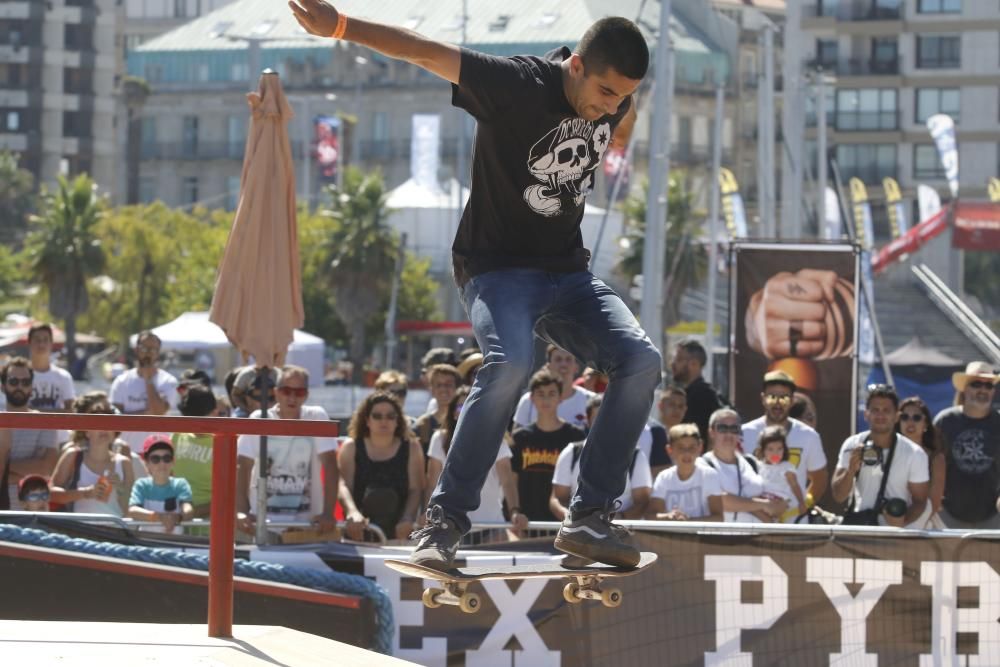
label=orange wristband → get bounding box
[331,13,348,40]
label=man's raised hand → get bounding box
[288,0,339,38]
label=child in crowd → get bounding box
[128,434,194,533]
[754,425,807,521]
[647,424,723,521]
[17,474,50,512]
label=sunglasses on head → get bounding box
[146,454,173,464]
[277,386,307,398]
[898,413,925,423]
[387,386,407,396]
[969,380,995,390]
[24,491,49,502]
[6,377,31,387]
[713,423,741,434]
[370,411,397,421]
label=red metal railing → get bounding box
[0,412,339,638]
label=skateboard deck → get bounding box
[386,551,657,613]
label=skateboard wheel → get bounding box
[423,588,443,609]
[563,582,582,604]
[601,588,622,608]
[458,592,481,614]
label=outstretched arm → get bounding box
[289,0,461,84]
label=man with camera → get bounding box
[832,385,928,527]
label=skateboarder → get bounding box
[290,0,660,569]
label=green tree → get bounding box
[616,173,707,330]
[0,149,36,245]
[25,174,106,366]
[319,167,399,383]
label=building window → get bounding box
[144,64,163,83]
[871,37,898,73]
[227,114,245,158]
[918,0,961,12]
[138,176,156,204]
[835,144,897,183]
[182,116,199,157]
[62,111,88,138]
[815,39,838,69]
[231,62,248,82]
[914,145,947,179]
[195,63,210,82]
[226,175,241,210]
[916,35,960,69]
[63,24,93,51]
[915,88,960,123]
[6,111,18,131]
[835,89,898,130]
[182,176,198,205]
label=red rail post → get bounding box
[208,432,237,637]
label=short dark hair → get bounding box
[576,17,649,80]
[866,384,899,409]
[676,339,707,367]
[422,347,458,369]
[529,369,563,395]
[27,323,53,343]
[179,384,218,417]
[755,425,789,461]
[136,330,161,347]
[1,356,33,385]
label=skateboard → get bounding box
[385,551,658,614]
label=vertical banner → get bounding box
[731,243,858,479]
[313,115,341,183]
[918,184,943,224]
[882,176,909,237]
[823,186,841,241]
[848,179,875,365]
[719,167,748,238]
[988,176,1000,202]
[411,113,441,191]
[927,113,959,198]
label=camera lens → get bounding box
[861,444,882,466]
[884,498,907,518]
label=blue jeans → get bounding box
[430,268,662,533]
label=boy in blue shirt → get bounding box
[128,434,194,533]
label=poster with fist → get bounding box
[731,243,860,475]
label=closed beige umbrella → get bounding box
[210,70,304,367]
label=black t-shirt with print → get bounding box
[511,422,587,521]
[450,47,632,285]
[935,406,1000,522]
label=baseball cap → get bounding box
[762,370,796,391]
[142,433,174,458]
[17,474,48,498]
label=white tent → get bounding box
[132,312,325,386]
[385,178,627,280]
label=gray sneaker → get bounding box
[408,505,462,571]
[554,507,640,568]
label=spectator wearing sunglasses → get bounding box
[0,357,58,510]
[934,362,1000,529]
[896,397,944,528]
[18,474,50,511]
[374,370,417,430]
[236,365,339,535]
[741,370,827,520]
[128,435,193,533]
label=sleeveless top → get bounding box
[73,456,127,517]
[353,439,410,536]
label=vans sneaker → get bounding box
[408,505,462,571]
[554,507,640,568]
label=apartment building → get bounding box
[0,0,123,192]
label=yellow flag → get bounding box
[989,177,1000,202]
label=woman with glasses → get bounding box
[49,391,135,516]
[337,392,425,543]
[702,409,788,523]
[896,397,944,528]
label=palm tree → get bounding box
[25,174,106,369]
[121,76,151,205]
[320,167,398,383]
[617,173,707,330]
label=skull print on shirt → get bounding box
[523,118,613,217]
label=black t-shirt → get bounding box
[935,406,1000,523]
[647,421,672,468]
[511,422,587,521]
[683,376,725,442]
[450,47,632,285]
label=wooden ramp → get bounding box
[0,621,417,666]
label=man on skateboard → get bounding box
[290,0,661,570]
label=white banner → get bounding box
[917,184,942,224]
[411,114,442,192]
[926,114,959,198]
[824,186,841,240]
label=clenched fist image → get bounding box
[745,269,854,360]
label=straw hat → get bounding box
[952,361,999,391]
[456,353,484,378]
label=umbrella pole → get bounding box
[255,367,271,546]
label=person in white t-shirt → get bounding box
[550,395,652,519]
[648,424,723,521]
[512,345,594,429]
[701,408,787,523]
[236,365,339,534]
[109,331,179,461]
[832,385,929,528]
[741,370,828,519]
[27,323,76,412]
[752,424,808,521]
[425,387,524,535]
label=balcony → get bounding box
[835,110,899,131]
[841,58,899,76]
[838,165,897,184]
[804,2,902,21]
[141,142,249,161]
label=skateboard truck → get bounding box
[422,581,482,614]
[561,574,623,608]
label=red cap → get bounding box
[142,433,174,458]
[17,474,48,495]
